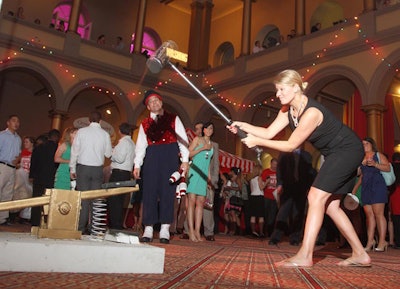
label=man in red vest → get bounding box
[133,90,189,244]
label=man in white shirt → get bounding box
[70,111,112,233]
[0,115,21,225]
[133,90,189,244]
[107,122,136,230]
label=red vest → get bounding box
[142,111,177,145]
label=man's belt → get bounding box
[0,161,16,169]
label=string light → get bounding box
[0,15,398,110]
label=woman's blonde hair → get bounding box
[61,127,78,144]
[274,69,308,92]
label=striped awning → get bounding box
[186,128,254,173]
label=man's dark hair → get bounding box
[194,121,204,127]
[35,134,48,146]
[119,122,133,136]
[48,129,60,141]
[8,114,18,120]
[89,111,102,123]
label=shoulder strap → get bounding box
[376,152,381,163]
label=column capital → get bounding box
[48,109,69,120]
[48,110,69,131]
[361,103,385,151]
[361,104,386,113]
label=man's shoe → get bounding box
[268,239,278,245]
[179,233,189,240]
[205,235,215,241]
[0,220,11,226]
[160,238,169,244]
[140,237,153,243]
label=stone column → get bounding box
[199,0,213,69]
[67,0,82,33]
[361,104,385,151]
[295,0,305,36]
[240,0,252,56]
[187,0,205,71]
[133,0,147,55]
[49,110,68,131]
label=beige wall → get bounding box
[0,0,399,160]
[1,0,366,64]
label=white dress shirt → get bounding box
[70,122,112,174]
[111,135,135,171]
[134,112,189,168]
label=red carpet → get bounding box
[1,223,400,288]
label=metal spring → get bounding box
[90,198,107,241]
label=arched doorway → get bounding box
[0,68,57,137]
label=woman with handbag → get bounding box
[186,122,216,242]
[352,137,391,252]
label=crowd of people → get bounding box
[0,69,399,269]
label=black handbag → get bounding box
[229,196,244,207]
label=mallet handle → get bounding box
[168,61,263,162]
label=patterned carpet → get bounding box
[1,223,400,289]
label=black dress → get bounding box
[289,98,363,195]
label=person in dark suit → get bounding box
[29,129,60,226]
[269,148,316,246]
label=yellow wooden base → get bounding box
[37,228,82,240]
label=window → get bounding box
[52,3,91,39]
[214,42,234,67]
[131,27,161,56]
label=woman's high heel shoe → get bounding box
[364,240,376,252]
[374,242,388,252]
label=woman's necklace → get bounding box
[290,96,306,127]
[204,138,211,159]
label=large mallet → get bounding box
[146,40,263,163]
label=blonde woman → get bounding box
[54,127,78,189]
[228,69,370,267]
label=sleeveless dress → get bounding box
[54,144,71,189]
[290,98,364,194]
[360,153,388,205]
[187,143,213,196]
